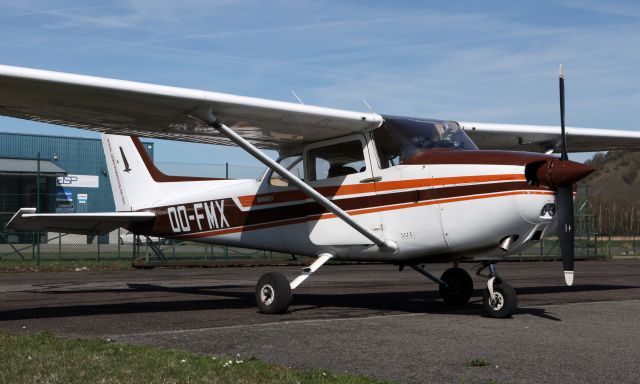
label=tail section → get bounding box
[103,134,234,212]
[102,134,157,211]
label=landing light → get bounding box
[541,203,556,217]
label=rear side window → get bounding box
[269,155,303,187]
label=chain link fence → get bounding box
[0,160,300,268]
[0,161,634,268]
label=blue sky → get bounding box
[0,0,638,169]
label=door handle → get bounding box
[359,176,382,183]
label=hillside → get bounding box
[584,151,640,201]
[582,150,640,235]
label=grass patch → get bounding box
[468,358,489,367]
[0,331,389,384]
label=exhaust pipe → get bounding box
[499,235,519,252]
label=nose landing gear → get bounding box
[477,262,517,318]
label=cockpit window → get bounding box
[373,117,478,168]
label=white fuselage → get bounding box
[139,161,555,263]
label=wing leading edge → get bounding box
[461,122,640,152]
[6,208,155,235]
[0,64,382,149]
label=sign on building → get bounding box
[57,174,99,188]
[77,193,88,204]
[56,190,73,202]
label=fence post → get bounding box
[117,228,121,259]
[97,238,101,262]
[58,233,61,260]
[36,152,41,268]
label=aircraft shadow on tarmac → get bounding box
[1,283,637,323]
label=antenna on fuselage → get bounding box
[291,90,305,105]
[361,99,376,114]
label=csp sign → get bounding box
[56,174,99,189]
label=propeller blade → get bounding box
[557,185,575,286]
[557,64,574,286]
[559,64,568,161]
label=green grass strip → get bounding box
[0,331,389,384]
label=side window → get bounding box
[308,140,366,181]
[372,127,400,169]
[269,155,303,187]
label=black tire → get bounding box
[439,267,474,305]
[482,280,517,318]
[255,272,292,314]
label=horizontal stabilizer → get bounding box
[5,208,155,235]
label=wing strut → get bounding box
[207,119,397,253]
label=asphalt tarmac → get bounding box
[1,260,639,383]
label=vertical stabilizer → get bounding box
[102,134,157,211]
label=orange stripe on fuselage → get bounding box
[238,174,525,207]
[178,189,551,240]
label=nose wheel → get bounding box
[478,263,517,318]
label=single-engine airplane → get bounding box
[3,64,640,318]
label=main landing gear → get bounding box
[255,253,334,314]
[255,272,292,314]
[255,256,517,318]
[407,264,473,305]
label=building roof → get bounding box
[0,158,67,176]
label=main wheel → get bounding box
[482,280,517,318]
[255,272,292,314]
[439,267,474,305]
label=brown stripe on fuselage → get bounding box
[133,179,550,238]
[238,173,526,207]
[174,189,555,240]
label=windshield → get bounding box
[373,116,478,168]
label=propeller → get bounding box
[557,64,574,286]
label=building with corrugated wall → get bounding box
[0,132,153,243]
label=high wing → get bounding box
[0,64,638,153]
[0,64,382,150]
[6,208,155,235]
[461,122,640,152]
